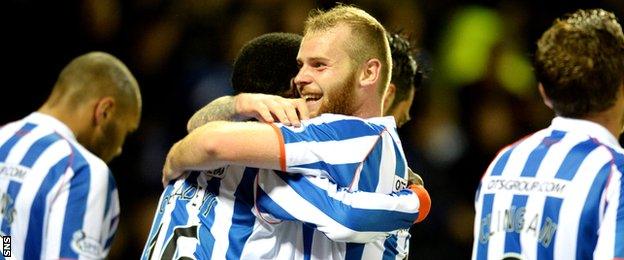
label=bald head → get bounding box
[41,52,142,162]
[47,51,141,115]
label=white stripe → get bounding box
[44,166,73,259]
[376,131,397,193]
[209,166,244,259]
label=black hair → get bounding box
[231,33,303,97]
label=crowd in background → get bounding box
[3,0,623,258]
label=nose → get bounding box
[294,66,312,91]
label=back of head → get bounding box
[304,5,392,95]
[387,32,423,107]
[231,32,302,97]
[48,51,141,115]
[535,9,624,118]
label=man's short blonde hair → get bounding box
[304,5,392,95]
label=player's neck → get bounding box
[38,103,94,141]
[581,104,624,139]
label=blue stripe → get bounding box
[357,139,383,191]
[555,139,599,180]
[162,172,200,251]
[20,133,62,167]
[382,234,399,260]
[0,182,20,235]
[576,162,611,259]
[491,148,514,177]
[520,131,565,178]
[536,197,563,260]
[60,149,90,258]
[302,225,313,260]
[393,142,406,180]
[141,184,175,258]
[195,176,221,259]
[24,156,70,259]
[0,123,37,161]
[503,195,528,254]
[281,119,385,144]
[290,161,359,185]
[615,158,624,258]
[345,243,365,260]
[277,173,417,231]
[476,194,495,260]
[225,168,257,259]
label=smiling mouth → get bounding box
[302,94,322,102]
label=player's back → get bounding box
[0,113,118,259]
[473,117,624,259]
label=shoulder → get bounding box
[64,140,110,178]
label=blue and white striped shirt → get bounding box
[0,112,119,259]
[142,114,423,259]
[472,117,624,259]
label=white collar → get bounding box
[550,116,621,149]
[24,112,77,142]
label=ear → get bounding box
[93,97,116,126]
[359,58,382,90]
[383,83,397,114]
[538,83,553,109]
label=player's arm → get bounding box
[186,93,309,132]
[255,173,431,243]
[44,161,118,259]
[164,121,285,184]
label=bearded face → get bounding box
[295,25,362,118]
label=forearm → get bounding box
[168,128,226,172]
[165,121,282,180]
[187,96,243,132]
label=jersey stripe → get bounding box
[382,234,398,259]
[476,194,495,260]
[303,225,313,260]
[60,149,89,258]
[281,119,385,144]
[576,162,610,258]
[225,169,256,259]
[24,156,70,259]
[0,123,36,161]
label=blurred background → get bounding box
[2,0,623,258]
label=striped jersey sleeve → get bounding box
[0,113,119,259]
[274,114,408,190]
[254,169,422,242]
[472,117,624,260]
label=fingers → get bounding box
[407,168,424,186]
[265,99,291,126]
[255,103,275,123]
[292,98,309,121]
[235,93,310,126]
